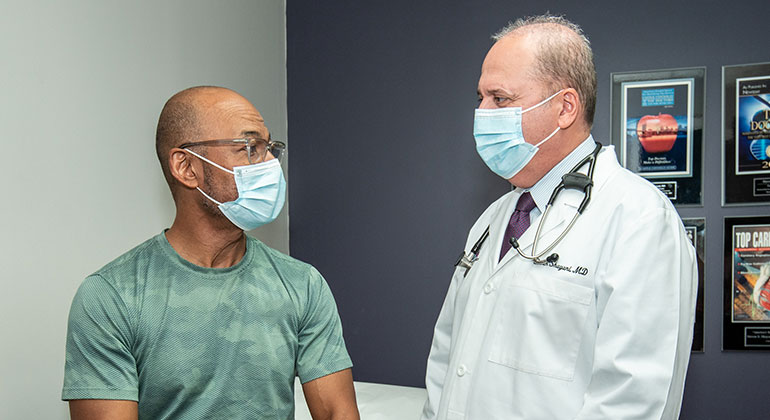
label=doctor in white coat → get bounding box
[421,15,697,420]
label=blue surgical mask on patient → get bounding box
[186,149,286,231]
[473,89,563,179]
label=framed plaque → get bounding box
[722,62,770,205]
[723,216,770,350]
[611,67,705,206]
[683,218,705,352]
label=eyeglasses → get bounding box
[179,137,286,164]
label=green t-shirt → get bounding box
[62,232,352,419]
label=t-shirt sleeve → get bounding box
[295,268,353,383]
[62,275,139,401]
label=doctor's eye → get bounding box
[493,96,508,105]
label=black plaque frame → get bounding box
[723,216,770,350]
[683,217,705,352]
[610,67,705,206]
[722,62,770,206]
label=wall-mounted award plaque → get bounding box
[611,67,705,206]
[723,216,770,350]
[722,62,770,206]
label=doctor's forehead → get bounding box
[478,36,542,94]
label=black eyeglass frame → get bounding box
[179,138,286,164]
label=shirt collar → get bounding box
[524,135,597,211]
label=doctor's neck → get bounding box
[508,129,590,188]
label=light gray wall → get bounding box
[0,1,287,418]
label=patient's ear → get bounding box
[169,148,200,189]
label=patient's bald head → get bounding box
[155,86,261,189]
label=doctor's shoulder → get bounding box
[602,166,677,214]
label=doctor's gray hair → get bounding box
[493,15,597,127]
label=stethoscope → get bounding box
[454,141,602,277]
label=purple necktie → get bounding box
[499,192,536,261]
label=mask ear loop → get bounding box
[521,89,564,113]
[184,148,230,206]
[184,149,235,175]
[525,89,564,148]
[196,186,223,206]
[535,126,560,147]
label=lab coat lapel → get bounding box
[533,193,580,253]
[491,145,616,274]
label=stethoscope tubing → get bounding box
[456,141,602,273]
[515,141,602,263]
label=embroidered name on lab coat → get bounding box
[533,260,590,276]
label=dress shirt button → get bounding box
[456,364,467,376]
[483,283,494,294]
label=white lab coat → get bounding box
[422,147,697,420]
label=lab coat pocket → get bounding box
[488,273,593,381]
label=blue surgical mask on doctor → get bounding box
[185,149,286,231]
[473,89,563,179]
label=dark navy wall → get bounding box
[287,2,770,419]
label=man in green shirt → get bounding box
[62,86,359,420]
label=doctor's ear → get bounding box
[557,88,580,130]
[169,148,201,189]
